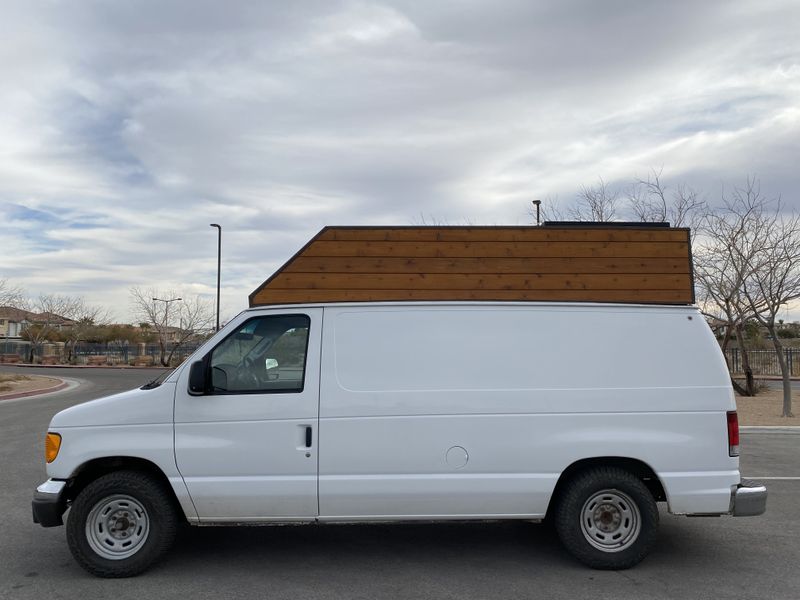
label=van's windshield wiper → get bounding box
[140,369,174,390]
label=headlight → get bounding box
[45,432,62,463]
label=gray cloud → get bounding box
[0,0,798,319]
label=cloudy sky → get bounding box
[1,0,799,322]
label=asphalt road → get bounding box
[1,366,798,600]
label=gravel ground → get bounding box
[736,389,799,426]
[0,375,60,398]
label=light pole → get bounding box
[152,297,182,367]
[152,297,182,329]
[210,223,222,332]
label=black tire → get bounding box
[66,470,178,577]
[554,467,658,569]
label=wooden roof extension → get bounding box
[248,225,695,306]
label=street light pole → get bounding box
[152,296,182,367]
[152,297,182,329]
[210,224,222,332]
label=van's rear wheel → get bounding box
[554,467,658,569]
[66,471,177,577]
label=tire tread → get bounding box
[66,470,177,578]
[554,466,659,569]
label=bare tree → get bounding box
[694,234,757,395]
[740,206,800,417]
[627,168,706,229]
[410,213,476,226]
[697,177,799,416]
[21,294,83,362]
[526,195,564,224]
[61,301,112,363]
[130,287,214,366]
[0,278,25,307]
[166,295,215,365]
[695,179,782,396]
[571,177,619,221]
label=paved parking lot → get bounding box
[1,366,798,599]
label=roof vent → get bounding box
[542,221,671,228]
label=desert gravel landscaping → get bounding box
[736,388,799,426]
[0,374,62,399]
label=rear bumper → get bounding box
[730,479,767,517]
[32,479,68,527]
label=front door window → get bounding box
[209,314,311,393]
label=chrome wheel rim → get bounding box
[85,495,150,560]
[580,489,641,553]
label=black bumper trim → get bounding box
[32,484,68,528]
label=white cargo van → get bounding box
[33,301,766,577]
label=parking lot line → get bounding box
[743,476,800,480]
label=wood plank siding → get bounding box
[249,226,695,306]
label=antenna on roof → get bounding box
[531,200,541,226]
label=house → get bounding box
[0,306,75,339]
[0,307,31,338]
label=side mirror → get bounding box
[188,360,207,396]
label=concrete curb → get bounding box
[741,426,800,433]
[0,379,68,401]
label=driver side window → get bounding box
[209,314,311,394]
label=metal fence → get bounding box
[724,348,800,377]
[4,336,797,374]
[0,339,203,366]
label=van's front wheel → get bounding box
[554,467,658,569]
[66,471,177,577]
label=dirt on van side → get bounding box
[736,389,798,426]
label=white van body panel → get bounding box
[46,383,198,521]
[172,308,323,522]
[43,301,739,525]
[318,304,737,519]
[50,385,176,428]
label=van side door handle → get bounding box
[305,426,313,448]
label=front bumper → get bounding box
[32,479,68,527]
[731,479,767,517]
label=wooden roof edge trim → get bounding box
[318,225,692,232]
[248,226,332,307]
[251,297,694,306]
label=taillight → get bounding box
[727,411,740,457]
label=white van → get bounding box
[33,302,766,577]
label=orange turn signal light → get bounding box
[45,432,62,463]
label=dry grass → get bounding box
[0,374,31,392]
[736,387,798,426]
[0,374,30,383]
[0,374,57,398]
